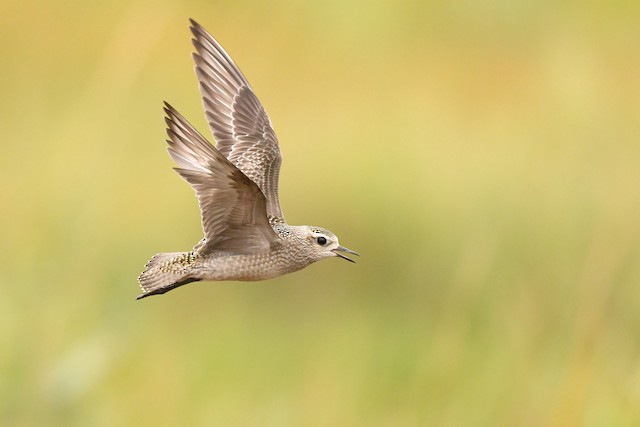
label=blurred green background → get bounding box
[2,0,640,425]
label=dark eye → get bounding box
[316,236,327,245]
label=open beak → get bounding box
[333,245,359,263]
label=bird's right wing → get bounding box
[164,102,280,254]
[189,19,286,224]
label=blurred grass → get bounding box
[2,0,640,426]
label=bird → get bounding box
[136,19,358,299]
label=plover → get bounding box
[137,20,357,299]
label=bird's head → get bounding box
[298,226,359,263]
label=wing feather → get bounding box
[163,102,280,254]
[190,19,285,223]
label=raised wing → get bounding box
[164,102,280,254]
[190,19,285,224]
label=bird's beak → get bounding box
[333,245,359,263]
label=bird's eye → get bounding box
[316,236,327,245]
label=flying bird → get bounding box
[137,19,357,299]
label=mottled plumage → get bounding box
[137,20,357,299]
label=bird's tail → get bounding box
[137,252,200,299]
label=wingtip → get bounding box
[163,108,173,127]
[163,105,183,141]
[189,18,203,38]
[163,102,180,122]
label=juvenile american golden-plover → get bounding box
[137,20,357,299]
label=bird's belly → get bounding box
[199,252,304,282]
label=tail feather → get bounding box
[137,252,200,299]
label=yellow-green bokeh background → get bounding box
[2,1,640,425]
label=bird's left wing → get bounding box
[164,102,280,254]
